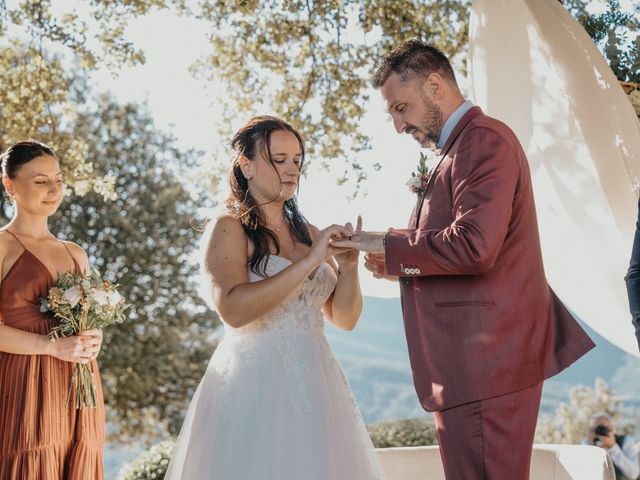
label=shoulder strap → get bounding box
[3,230,27,250]
[58,240,78,268]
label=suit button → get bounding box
[403,279,410,286]
[415,268,421,275]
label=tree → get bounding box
[0,1,188,200]
[3,1,637,192]
[1,1,471,193]
[50,93,219,442]
[535,378,638,444]
[194,0,471,191]
[0,44,115,207]
[563,0,640,84]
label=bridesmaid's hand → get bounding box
[78,329,103,362]
[48,330,102,364]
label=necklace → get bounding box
[266,221,288,233]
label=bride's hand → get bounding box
[332,216,363,268]
[305,224,353,268]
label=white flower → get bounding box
[90,288,110,306]
[73,180,92,196]
[61,286,83,307]
[107,290,123,305]
[406,176,422,189]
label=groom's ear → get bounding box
[424,72,445,99]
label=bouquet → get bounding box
[40,269,128,409]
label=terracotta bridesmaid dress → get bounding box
[0,231,105,479]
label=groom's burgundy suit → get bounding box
[384,106,595,479]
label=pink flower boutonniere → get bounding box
[406,151,438,196]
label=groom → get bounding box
[335,40,595,479]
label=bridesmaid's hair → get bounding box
[1,140,56,178]
[227,115,312,277]
[371,39,458,88]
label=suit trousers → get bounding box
[433,381,543,480]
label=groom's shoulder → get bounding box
[465,112,522,149]
[471,112,515,136]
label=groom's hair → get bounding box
[371,39,457,89]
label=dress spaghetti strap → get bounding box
[3,230,26,250]
[59,240,77,265]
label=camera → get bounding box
[593,425,610,445]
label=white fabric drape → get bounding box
[469,0,640,356]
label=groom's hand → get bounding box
[364,252,398,282]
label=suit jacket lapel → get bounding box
[413,106,484,228]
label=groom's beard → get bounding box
[404,97,444,150]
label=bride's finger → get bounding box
[344,222,354,236]
[356,215,363,233]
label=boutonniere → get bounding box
[406,150,438,196]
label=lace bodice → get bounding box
[224,255,337,337]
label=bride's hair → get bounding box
[227,115,312,277]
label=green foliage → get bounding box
[2,1,636,194]
[0,43,105,197]
[48,94,219,442]
[194,0,470,192]
[367,417,438,448]
[0,0,219,445]
[118,438,176,480]
[564,0,640,83]
[535,378,638,444]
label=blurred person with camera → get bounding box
[585,413,640,480]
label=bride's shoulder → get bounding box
[203,214,247,249]
[206,214,244,237]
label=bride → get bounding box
[165,115,384,479]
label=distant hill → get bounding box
[325,296,640,421]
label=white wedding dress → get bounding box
[165,255,384,480]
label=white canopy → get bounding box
[469,0,640,356]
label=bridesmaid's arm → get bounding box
[207,215,346,328]
[0,323,57,355]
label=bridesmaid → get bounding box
[0,141,105,479]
